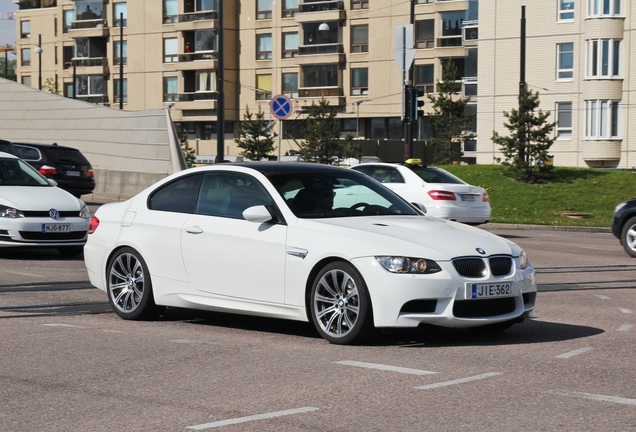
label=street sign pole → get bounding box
[393,24,415,160]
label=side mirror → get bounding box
[243,205,273,224]
[411,202,427,214]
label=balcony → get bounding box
[71,57,109,74]
[175,11,218,31]
[174,91,218,111]
[295,0,345,23]
[69,19,109,38]
[297,87,344,106]
[296,43,344,65]
[174,51,218,71]
[76,94,109,105]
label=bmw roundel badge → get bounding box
[476,248,486,255]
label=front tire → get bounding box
[310,262,374,345]
[106,247,164,320]
[621,216,636,258]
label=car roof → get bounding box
[0,151,19,159]
[12,142,79,151]
[231,162,353,176]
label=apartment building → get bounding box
[12,0,635,168]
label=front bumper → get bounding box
[351,256,536,328]
[0,217,89,247]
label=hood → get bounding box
[0,186,82,211]
[298,215,513,261]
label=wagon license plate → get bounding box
[460,194,477,202]
[66,170,81,177]
[41,223,70,233]
[467,283,512,299]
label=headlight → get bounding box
[376,256,442,274]
[78,200,91,219]
[0,205,25,219]
[519,250,529,269]
[615,202,627,213]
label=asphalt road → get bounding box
[0,227,634,431]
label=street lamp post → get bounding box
[34,34,42,90]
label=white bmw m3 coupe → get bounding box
[84,163,536,344]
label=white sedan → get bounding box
[0,151,91,256]
[351,160,491,224]
[84,163,536,345]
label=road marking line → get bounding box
[186,407,319,430]
[556,347,593,358]
[595,295,611,300]
[617,324,633,332]
[619,308,633,314]
[6,271,46,278]
[415,372,501,390]
[336,360,436,375]
[42,323,84,329]
[550,391,636,406]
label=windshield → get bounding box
[0,158,52,187]
[409,166,466,184]
[268,169,419,218]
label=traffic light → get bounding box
[413,86,425,119]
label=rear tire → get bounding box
[106,247,165,320]
[620,216,636,258]
[310,261,375,345]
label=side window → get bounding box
[149,174,202,213]
[368,167,405,183]
[196,173,272,219]
[15,146,42,162]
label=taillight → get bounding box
[428,190,456,201]
[482,192,489,202]
[87,169,94,178]
[39,165,59,175]
[88,216,100,234]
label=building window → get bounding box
[416,20,434,49]
[559,0,575,20]
[557,43,574,80]
[415,64,435,94]
[164,76,178,102]
[256,74,272,100]
[164,0,178,23]
[283,0,298,17]
[283,33,299,58]
[371,118,403,140]
[22,76,32,87]
[196,70,216,92]
[77,75,105,96]
[164,38,178,62]
[63,10,75,33]
[195,29,217,52]
[587,39,621,78]
[587,0,621,16]
[114,2,127,27]
[417,0,434,3]
[585,100,620,138]
[283,72,298,98]
[439,12,463,47]
[64,82,74,98]
[351,68,368,96]
[556,102,573,139]
[195,0,215,11]
[114,78,128,104]
[114,41,127,65]
[352,0,369,9]
[63,46,73,69]
[301,64,339,87]
[257,0,272,19]
[75,1,104,21]
[351,25,369,53]
[257,34,272,60]
[20,21,30,39]
[21,48,31,67]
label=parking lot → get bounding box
[0,227,635,431]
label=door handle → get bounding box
[185,226,203,234]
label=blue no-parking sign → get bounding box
[270,94,293,120]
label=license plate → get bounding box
[467,283,512,299]
[66,170,81,177]
[461,194,477,202]
[41,224,70,233]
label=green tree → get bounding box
[491,86,555,183]
[180,135,196,167]
[0,56,17,81]
[426,61,474,164]
[299,99,341,164]
[42,77,61,95]
[234,106,277,161]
